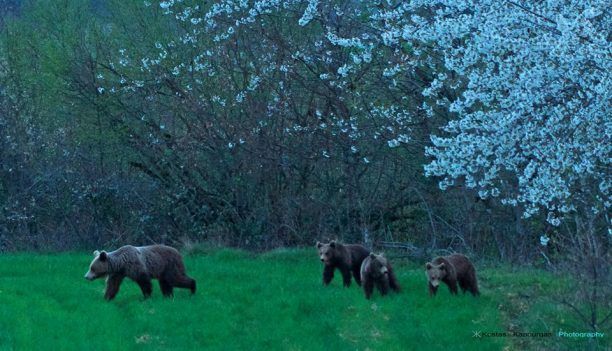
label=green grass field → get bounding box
[0,249,608,350]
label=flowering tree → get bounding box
[401,1,610,226]
[138,1,610,227]
[96,0,437,245]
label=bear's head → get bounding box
[425,262,447,287]
[316,240,340,265]
[367,253,389,278]
[84,250,110,280]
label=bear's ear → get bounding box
[370,252,376,258]
[329,241,336,248]
[93,250,100,257]
[439,263,445,270]
[316,241,322,248]
[426,262,432,270]
[99,251,108,262]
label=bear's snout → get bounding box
[84,272,95,280]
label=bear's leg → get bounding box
[173,276,197,294]
[351,266,362,286]
[340,266,352,287]
[189,278,196,294]
[446,279,459,295]
[105,274,124,301]
[388,270,401,292]
[322,265,335,286]
[363,277,374,299]
[159,279,174,297]
[458,277,469,294]
[467,271,480,296]
[136,277,153,298]
[429,283,438,296]
[376,278,390,296]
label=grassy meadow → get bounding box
[0,249,607,350]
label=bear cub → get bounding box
[316,240,370,287]
[426,254,479,296]
[85,244,196,300]
[360,253,400,299]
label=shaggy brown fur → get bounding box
[316,240,370,287]
[426,254,479,297]
[85,245,196,300]
[360,253,400,299]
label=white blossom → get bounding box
[298,0,318,26]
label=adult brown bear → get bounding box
[84,245,196,300]
[316,240,370,287]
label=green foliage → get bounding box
[0,250,606,350]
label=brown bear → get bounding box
[84,244,196,300]
[425,254,479,296]
[360,253,401,299]
[316,240,370,287]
